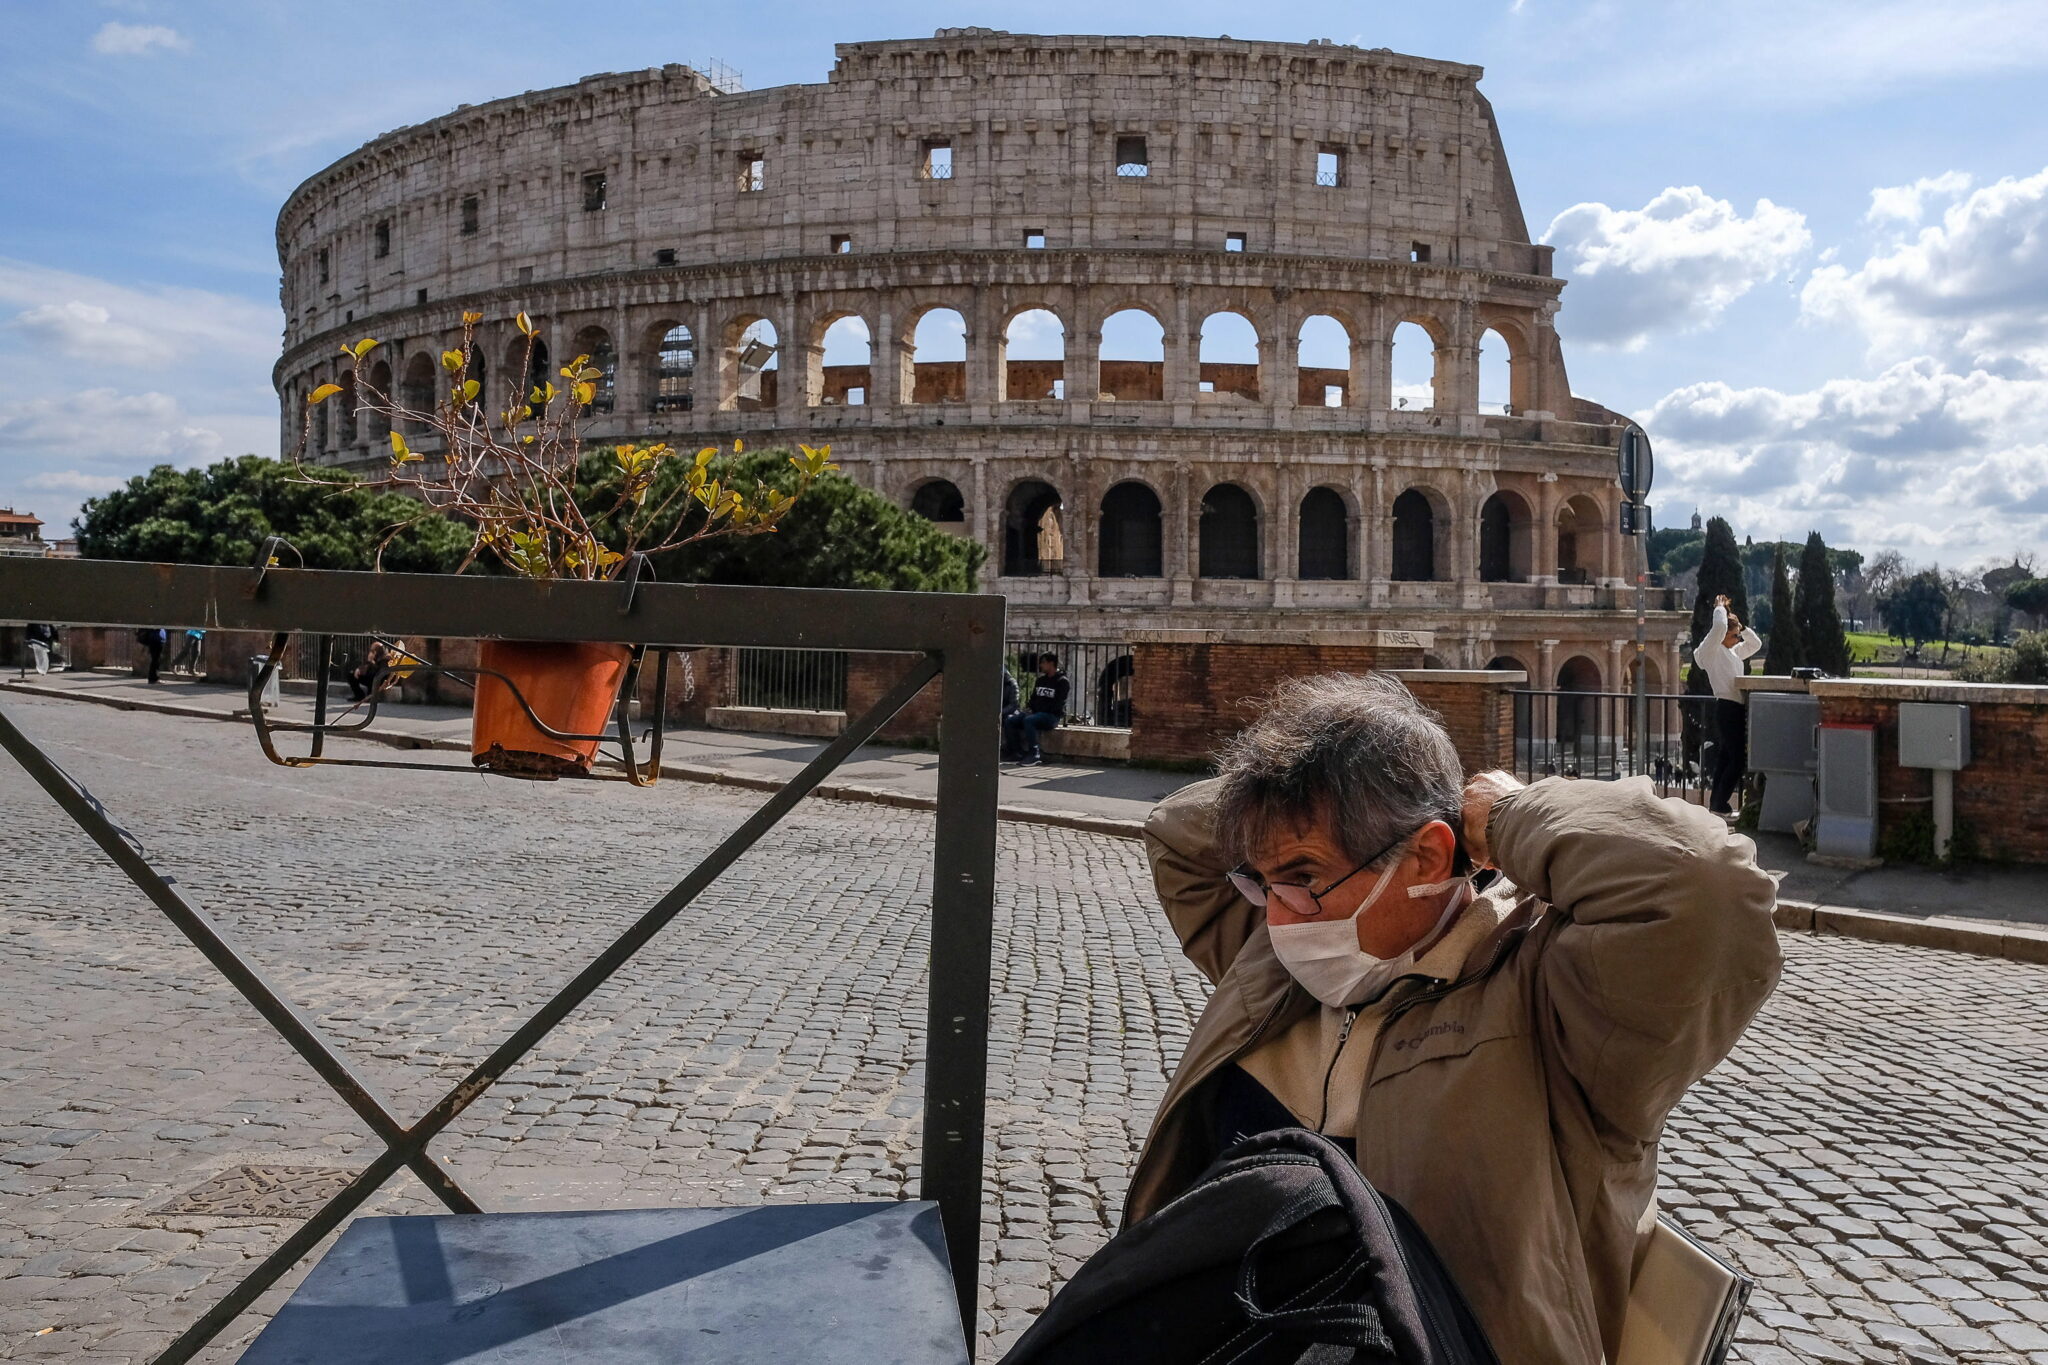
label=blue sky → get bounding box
[3,0,2045,572]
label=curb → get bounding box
[5,679,2039,965]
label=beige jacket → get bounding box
[1127,776,1782,1365]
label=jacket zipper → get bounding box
[1315,1006,1362,1132]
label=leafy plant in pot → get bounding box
[297,310,832,778]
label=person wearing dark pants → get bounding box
[1004,652,1070,765]
[1691,596,1761,815]
[135,627,167,685]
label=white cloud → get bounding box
[1803,167,2048,368]
[1646,358,2048,563]
[24,469,129,497]
[0,388,241,464]
[1543,187,1811,350]
[8,301,178,368]
[1866,171,1973,224]
[0,258,279,369]
[89,22,190,57]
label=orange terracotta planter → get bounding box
[471,640,633,779]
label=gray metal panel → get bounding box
[1816,726,1878,860]
[238,1203,970,1364]
[1898,702,1971,770]
[1748,693,1819,773]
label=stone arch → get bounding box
[364,359,393,443]
[1626,653,1665,692]
[1097,306,1164,402]
[400,351,436,434]
[813,312,872,406]
[571,325,616,414]
[1478,314,1538,413]
[1392,486,1451,582]
[1554,653,1605,758]
[1557,655,1603,691]
[1096,653,1136,728]
[1002,478,1064,577]
[1295,314,1353,407]
[650,320,696,412]
[1297,485,1351,580]
[503,333,550,421]
[1557,493,1608,584]
[1486,653,1532,678]
[909,478,966,530]
[1001,307,1066,401]
[721,314,780,412]
[1198,311,1260,402]
[338,369,359,446]
[906,305,968,404]
[1478,329,1512,415]
[1098,480,1163,578]
[1389,315,1444,411]
[465,345,488,414]
[1478,488,1535,582]
[1198,482,1260,579]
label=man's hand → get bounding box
[1461,770,1524,869]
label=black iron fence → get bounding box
[731,647,849,712]
[1511,688,1713,804]
[1007,639,1134,728]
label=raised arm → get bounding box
[1485,775,1782,1143]
[1142,778,1261,986]
[1733,626,1763,661]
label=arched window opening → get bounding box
[818,315,871,406]
[910,308,966,403]
[400,353,436,434]
[1390,321,1437,411]
[465,348,488,415]
[1297,486,1349,580]
[1486,655,1531,676]
[568,327,616,415]
[1198,312,1260,402]
[1296,315,1351,407]
[1098,481,1163,578]
[1478,328,1513,415]
[726,317,779,412]
[1391,489,1436,581]
[1002,481,1063,577]
[364,360,392,443]
[1198,483,1260,579]
[910,479,966,527]
[1097,308,1165,402]
[1554,655,1604,755]
[1557,494,1605,585]
[338,370,358,446]
[652,323,696,412]
[1479,490,1534,583]
[1002,308,1065,400]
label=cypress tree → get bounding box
[1686,516,1750,692]
[1795,531,1851,676]
[1765,543,1803,673]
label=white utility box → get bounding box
[1898,703,1970,770]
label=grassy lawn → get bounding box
[1845,630,2012,671]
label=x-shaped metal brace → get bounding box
[0,652,943,1364]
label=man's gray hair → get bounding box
[1214,672,1464,869]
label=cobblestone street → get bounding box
[2,695,2045,1363]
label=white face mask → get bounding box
[1266,852,1472,1009]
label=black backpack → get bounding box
[999,1129,1500,1365]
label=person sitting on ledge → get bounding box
[1126,672,1782,1365]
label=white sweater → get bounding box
[1692,603,1762,702]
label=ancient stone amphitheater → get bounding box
[276,29,1688,709]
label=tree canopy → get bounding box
[1879,571,1949,648]
[1684,516,1750,697]
[1765,544,1802,674]
[1794,531,1852,675]
[580,448,985,593]
[76,455,470,572]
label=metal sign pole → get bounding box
[1618,426,1655,778]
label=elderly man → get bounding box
[1129,673,1781,1365]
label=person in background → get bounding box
[135,627,167,685]
[24,623,60,675]
[999,665,1022,760]
[1692,594,1762,816]
[1003,652,1069,766]
[170,627,206,676]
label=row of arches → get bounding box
[914,477,1612,582]
[300,298,1540,450]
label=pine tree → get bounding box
[1795,531,1851,676]
[1686,516,1750,684]
[1765,543,1803,674]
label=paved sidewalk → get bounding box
[8,668,2048,937]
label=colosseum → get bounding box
[275,28,1690,720]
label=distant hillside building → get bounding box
[0,508,45,557]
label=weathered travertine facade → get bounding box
[275,29,1689,694]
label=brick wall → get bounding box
[845,651,945,745]
[1395,671,1522,777]
[1814,689,2048,864]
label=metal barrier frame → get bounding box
[0,557,1004,1362]
[1511,686,1715,803]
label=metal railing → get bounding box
[1007,639,1134,728]
[731,647,848,712]
[1512,688,1713,804]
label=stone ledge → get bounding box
[1808,677,2048,706]
[705,705,845,738]
[1387,669,1527,684]
[1129,628,1432,648]
[1774,898,2048,964]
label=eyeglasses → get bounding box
[1227,829,1415,919]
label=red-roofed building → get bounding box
[0,507,47,556]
